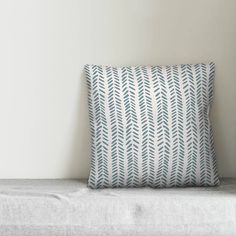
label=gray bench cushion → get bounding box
[0,179,235,236]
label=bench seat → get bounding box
[0,178,235,236]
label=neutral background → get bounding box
[2,0,236,178]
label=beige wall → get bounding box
[2,0,236,178]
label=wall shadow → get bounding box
[67,70,90,179]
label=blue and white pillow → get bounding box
[85,63,219,188]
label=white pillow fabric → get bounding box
[85,63,219,188]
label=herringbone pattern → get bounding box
[85,63,219,188]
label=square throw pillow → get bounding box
[85,63,219,188]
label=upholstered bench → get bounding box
[0,178,235,236]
